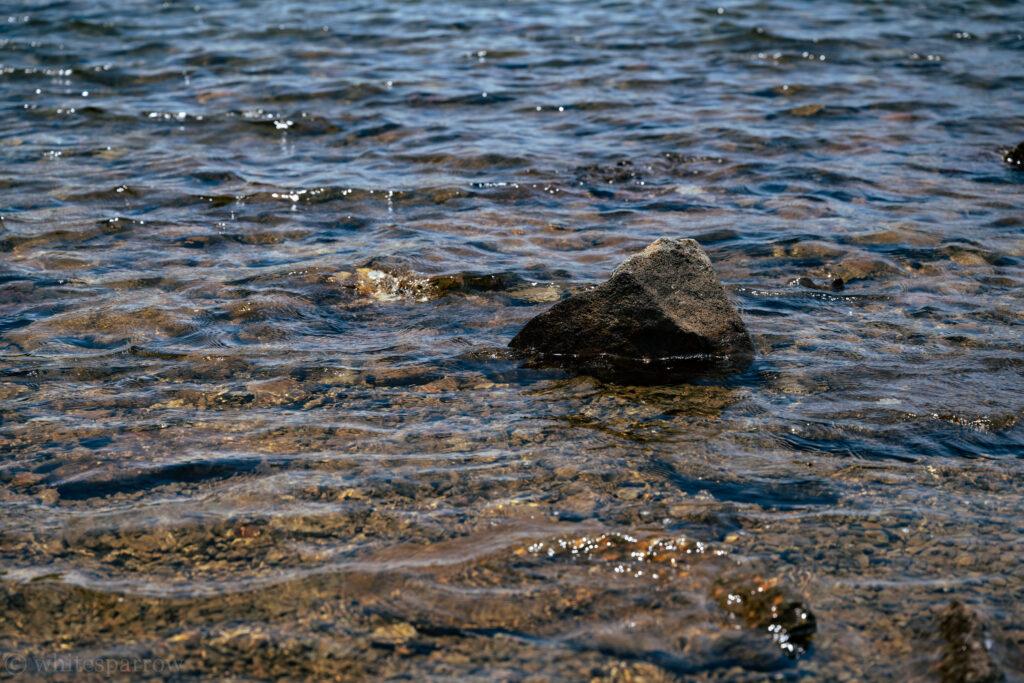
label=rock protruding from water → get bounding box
[509,238,754,382]
[1003,141,1024,170]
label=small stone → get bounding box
[947,249,990,267]
[1003,141,1024,170]
[371,622,418,644]
[791,276,845,292]
[787,103,825,116]
[615,487,641,501]
[419,376,459,393]
[10,471,44,488]
[37,489,59,504]
[508,285,561,303]
[834,257,904,282]
[509,238,754,383]
[245,377,309,407]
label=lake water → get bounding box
[1,0,1023,679]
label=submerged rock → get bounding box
[712,575,817,658]
[938,601,1003,683]
[790,275,845,292]
[509,238,754,383]
[1003,141,1024,170]
[329,267,522,303]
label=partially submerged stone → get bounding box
[509,238,754,383]
[1003,141,1024,170]
[791,275,845,292]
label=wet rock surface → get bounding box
[790,275,845,292]
[509,238,754,382]
[1003,142,1024,170]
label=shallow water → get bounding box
[2,0,1023,679]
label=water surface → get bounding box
[2,0,1023,679]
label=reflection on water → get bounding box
[1,0,1023,678]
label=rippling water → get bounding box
[2,0,1023,679]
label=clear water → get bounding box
[1,0,1023,679]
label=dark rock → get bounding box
[713,576,816,659]
[427,272,520,294]
[509,238,754,383]
[938,600,1004,683]
[769,601,817,657]
[1003,141,1024,170]
[790,276,844,292]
